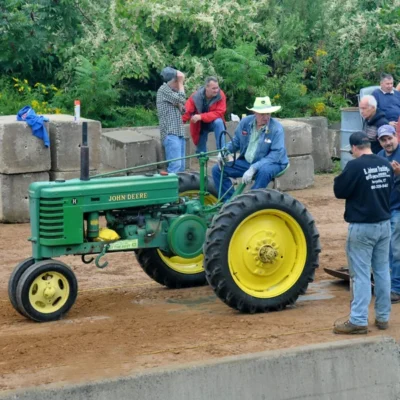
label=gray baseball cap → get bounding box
[377,124,396,139]
[160,67,177,82]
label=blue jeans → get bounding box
[390,210,400,294]
[196,118,225,154]
[163,135,185,173]
[211,158,285,201]
[346,221,391,326]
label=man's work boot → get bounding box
[375,319,389,330]
[390,292,400,304]
[333,320,368,334]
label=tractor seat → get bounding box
[270,163,290,190]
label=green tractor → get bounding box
[8,123,321,322]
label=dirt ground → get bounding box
[0,174,399,391]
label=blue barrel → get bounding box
[340,107,363,170]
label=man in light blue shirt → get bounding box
[212,96,289,201]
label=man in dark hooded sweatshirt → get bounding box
[182,76,226,154]
[359,95,389,154]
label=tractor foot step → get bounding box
[324,267,375,287]
[324,267,350,281]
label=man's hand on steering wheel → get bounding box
[218,130,236,168]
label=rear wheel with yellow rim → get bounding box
[15,260,78,322]
[136,172,218,288]
[204,189,320,313]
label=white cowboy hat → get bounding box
[246,96,281,113]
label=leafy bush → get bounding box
[213,43,270,113]
[2,0,400,126]
[54,56,120,121]
[102,106,158,128]
[0,79,27,116]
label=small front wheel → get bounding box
[8,257,35,316]
[16,260,78,322]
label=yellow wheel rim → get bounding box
[28,271,70,314]
[228,209,307,298]
[156,189,218,274]
[180,190,218,206]
[157,252,204,274]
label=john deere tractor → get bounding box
[8,123,321,322]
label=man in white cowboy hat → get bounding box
[212,96,289,201]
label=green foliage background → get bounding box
[1,0,400,126]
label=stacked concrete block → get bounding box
[272,119,314,190]
[0,116,51,174]
[328,122,341,160]
[269,155,314,191]
[49,170,98,181]
[327,129,341,159]
[101,129,160,175]
[101,126,195,175]
[0,172,49,222]
[48,114,101,178]
[289,116,333,172]
[0,116,51,222]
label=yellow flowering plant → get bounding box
[11,78,63,115]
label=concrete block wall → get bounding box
[0,114,100,222]
[2,337,399,400]
[98,119,316,190]
[0,116,51,222]
[0,113,332,222]
[0,172,49,223]
[101,126,192,175]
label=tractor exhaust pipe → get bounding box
[80,122,90,181]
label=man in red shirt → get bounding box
[183,77,226,153]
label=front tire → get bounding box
[8,257,35,316]
[16,260,78,322]
[136,172,218,288]
[204,189,321,313]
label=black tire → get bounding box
[204,189,321,313]
[136,172,218,288]
[16,260,78,322]
[8,257,35,316]
[177,171,218,203]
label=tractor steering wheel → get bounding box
[218,129,236,168]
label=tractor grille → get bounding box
[39,198,64,240]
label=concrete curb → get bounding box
[1,336,399,400]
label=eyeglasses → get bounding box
[349,150,353,155]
